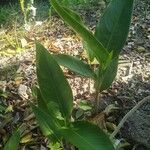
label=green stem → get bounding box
[94,89,100,114]
[63,140,71,150]
[14,17,20,49]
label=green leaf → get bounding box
[4,129,21,150]
[53,54,96,79]
[37,87,64,121]
[36,43,73,120]
[60,121,115,150]
[96,58,118,91]
[51,0,110,65]
[37,87,48,111]
[0,104,6,112]
[32,105,61,141]
[95,0,134,56]
[78,100,92,111]
[62,6,83,25]
[48,142,63,150]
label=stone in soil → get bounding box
[121,99,150,149]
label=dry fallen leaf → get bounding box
[18,84,28,99]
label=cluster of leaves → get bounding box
[31,43,115,150]
[3,0,134,149]
[51,0,134,94]
[32,0,134,149]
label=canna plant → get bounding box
[32,42,115,150]
[50,0,134,111]
[32,0,134,149]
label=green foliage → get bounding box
[0,4,19,26]
[32,43,115,149]
[0,7,10,25]
[53,54,96,79]
[36,43,73,121]
[60,121,115,150]
[50,0,134,92]
[48,142,62,150]
[32,0,134,149]
[78,100,92,111]
[32,104,61,140]
[95,0,134,57]
[51,0,110,64]
[4,129,21,150]
[95,58,119,92]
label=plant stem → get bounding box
[110,95,150,139]
[94,89,100,114]
[63,140,71,150]
[14,17,19,49]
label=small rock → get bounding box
[0,81,6,92]
[121,99,150,149]
[136,39,144,45]
[147,35,150,39]
[18,84,28,99]
[136,46,145,53]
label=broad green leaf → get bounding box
[60,7,94,61]
[51,0,110,65]
[37,87,63,120]
[53,54,96,79]
[62,6,91,65]
[95,58,118,91]
[60,121,115,150]
[32,105,61,141]
[62,6,83,25]
[95,0,134,56]
[4,129,21,150]
[37,87,48,112]
[36,43,73,120]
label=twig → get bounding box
[110,95,150,139]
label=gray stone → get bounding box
[121,100,150,149]
[136,46,146,53]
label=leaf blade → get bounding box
[51,0,110,65]
[60,121,115,150]
[36,43,73,120]
[96,58,118,91]
[32,104,61,141]
[4,129,21,150]
[37,87,62,119]
[53,54,96,79]
[95,0,134,56]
